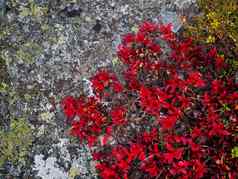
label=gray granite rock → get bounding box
[0,0,198,178]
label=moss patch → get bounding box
[0,118,33,167]
[16,41,43,64]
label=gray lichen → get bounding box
[0,0,198,178]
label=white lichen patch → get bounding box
[33,154,68,179]
[34,138,96,179]
[82,78,95,97]
[40,112,55,122]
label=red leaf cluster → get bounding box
[61,22,238,179]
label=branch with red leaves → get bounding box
[61,22,238,179]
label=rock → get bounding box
[112,34,121,52]
[82,78,95,97]
[0,0,6,18]
[1,162,20,177]
[60,3,82,17]
[159,8,183,33]
[174,0,196,9]
[74,175,82,179]
[0,0,199,178]
[33,155,68,179]
[92,20,102,33]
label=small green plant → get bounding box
[0,118,33,167]
[231,146,238,158]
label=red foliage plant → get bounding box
[61,22,238,179]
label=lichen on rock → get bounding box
[0,118,33,167]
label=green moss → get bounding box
[15,41,43,64]
[19,1,48,18]
[0,82,9,93]
[0,118,33,167]
[8,0,48,18]
[0,25,10,41]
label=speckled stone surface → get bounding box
[0,0,198,178]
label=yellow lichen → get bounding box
[68,167,81,179]
[0,118,33,167]
[15,41,43,64]
[19,0,48,18]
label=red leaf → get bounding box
[61,96,76,118]
[111,107,126,125]
[139,21,158,33]
[160,115,177,130]
[192,160,206,178]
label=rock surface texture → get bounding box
[0,0,197,178]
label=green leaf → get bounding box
[231,146,238,158]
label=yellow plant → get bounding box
[183,0,238,71]
[0,118,33,167]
